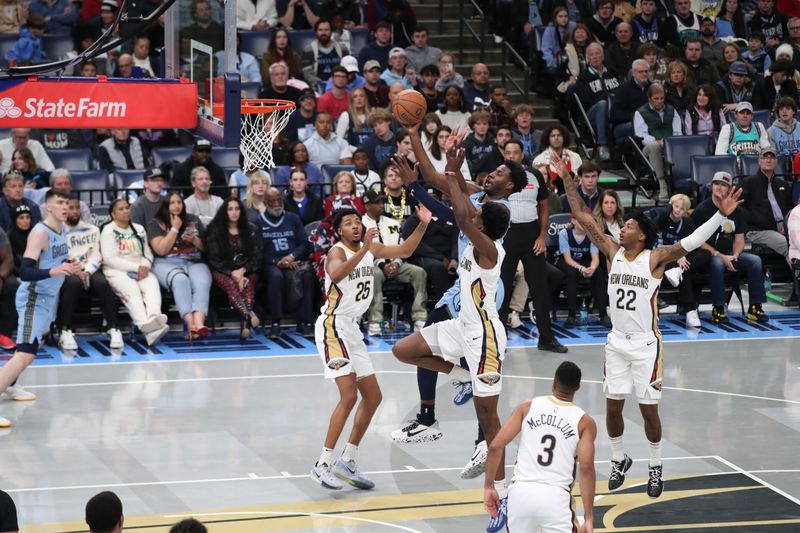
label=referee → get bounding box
[499,140,567,353]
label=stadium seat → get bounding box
[89,205,112,227]
[41,34,73,60]
[664,135,709,191]
[349,29,369,55]
[0,34,18,67]
[49,148,93,172]
[739,154,760,178]
[690,155,736,199]
[532,26,546,52]
[288,30,316,54]
[213,147,241,168]
[321,164,355,184]
[153,146,193,166]
[239,30,273,59]
[71,170,111,204]
[115,169,146,189]
[271,165,291,185]
[545,213,572,260]
[753,109,771,128]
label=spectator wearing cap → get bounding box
[0,173,41,233]
[380,47,415,90]
[742,145,794,261]
[0,129,54,175]
[170,139,227,191]
[85,491,124,533]
[633,82,682,203]
[97,128,148,175]
[753,60,799,111]
[362,59,390,108]
[285,89,318,142]
[699,16,725,68]
[690,171,770,325]
[715,60,755,114]
[461,63,491,111]
[404,25,441,73]
[362,187,428,335]
[715,101,771,156]
[323,55,365,91]
[302,112,351,166]
[317,65,350,120]
[130,167,165,227]
[89,0,118,38]
[28,0,78,34]
[768,97,800,156]
[302,18,348,89]
[259,61,303,104]
[357,20,393,71]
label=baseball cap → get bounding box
[362,189,387,204]
[340,55,358,73]
[759,144,777,157]
[144,167,165,180]
[711,171,733,186]
[193,138,213,151]
[363,60,381,72]
[389,47,406,58]
[100,0,116,11]
[729,61,748,76]
[701,15,715,24]
[735,100,754,113]
[298,88,316,102]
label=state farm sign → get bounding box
[0,77,197,128]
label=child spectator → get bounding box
[5,16,47,64]
[742,31,771,76]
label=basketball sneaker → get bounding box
[460,440,487,479]
[145,325,170,347]
[608,454,633,491]
[506,310,522,329]
[486,496,507,533]
[0,415,9,428]
[0,333,15,351]
[647,464,664,498]
[711,305,729,324]
[332,458,375,490]
[108,328,124,349]
[391,418,443,443]
[664,267,682,287]
[452,380,473,405]
[310,462,342,490]
[3,386,36,401]
[367,322,382,336]
[685,309,701,328]
[58,329,78,351]
[746,304,769,323]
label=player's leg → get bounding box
[313,372,358,490]
[332,374,382,490]
[604,334,635,491]
[392,330,460,375]
[631,334,664,498]
[476,394,508,533]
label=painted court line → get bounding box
[713,455,800,507]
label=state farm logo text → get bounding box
[0,96,127,119]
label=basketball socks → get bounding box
[449,364,471,383]
[477,425,485,445]
[318,447,335,467]
[419,404,435,426]
[609,436,625,462]
[342,443,358,462]
[649,440,662,466]
[494,480,508,499]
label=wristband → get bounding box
[170,227,179,234]
[444,171,456,176]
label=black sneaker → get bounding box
[647,464,664,498]
[746,304,769,323]
[537,340,568,353]
[269,323,281,339]
[608,454,633,491]
[296,323,314,337]
[711,306,729,324]
[564,315,577,328]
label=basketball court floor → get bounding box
[3,308,800,533]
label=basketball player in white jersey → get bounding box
[484,361,596,533]
[392,148,513,532]
[311,205,432,490]
[552,152,743,498]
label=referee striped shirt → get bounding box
[508,168,548,224]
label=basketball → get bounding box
[392,89,428,127]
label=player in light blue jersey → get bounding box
[0,189,80,428]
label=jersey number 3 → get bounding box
[537,434,556,466]
[615,288,636,311]
[355,281,371,302]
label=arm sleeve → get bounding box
[407,182,456,223]
[680,211,726,252]
[19,257,51,282]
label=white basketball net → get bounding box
[240,100,295,172]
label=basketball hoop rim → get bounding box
[240,98,296,114]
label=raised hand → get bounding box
[445,146,465,173]
[363,227,380,250]
[444,126,468,153]
[391,154,419,186]
[719,187,743,216]
[416,204,432,224]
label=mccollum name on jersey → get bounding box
[526,414,577,440]
[610,272,650,289]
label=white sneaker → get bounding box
[413,320,425,332]
[157,313,169,327]
[391,418,443,443]
[598,146,611,161]
[3,385,36,401]
[58,329,78,351]
[145,325,170,346]
[367,322,382,336]
[507,310,522,329]
[0,415,10,428]
[685,309,701,328]
[140,315,161,333]
[664,267,682,288]
[460,440,488,479]
[107,328,124,349]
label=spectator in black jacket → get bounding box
[473,125,514,174]
[605,23,639,78]
[205,197,263,339]
[631,0,663,45]
[170,139,227,193]
[741,144,794,260]
[715,60,756,114]
[681,37,721,87]
[752,60,799,111]
[575,42,621,160]
[748,0,789,48]
[283,167,325,224]
[610,58,651,143]
[587,0,622,46]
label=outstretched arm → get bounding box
[392,154,456,223]
[449,155,497,268]
[553,151,617,258]
[373,206,432,259]
[407,124,481,195]
[483,401,528,519]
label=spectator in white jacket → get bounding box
[0,129,54,175]
[237,0,278,30]
[100,198,169,346]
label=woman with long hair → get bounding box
[335,87,373,146]
[11,148,49,189]
[148,192,212,340]
[273,142,325,185]
[663,60,694,113]
[685,84,727,135]
[205,197,263,338]
[243,169,271,216]
[434,50,464,91]
[260,28,304,81]
[100,198,169,346]
[421,113,442,148]
[716,0,746,39]
[435,85,470,131]
[532,124,583,195]
[283,167,324,224]
[542,6,576,73]
[592,189,624,243]
[557,23,594,94]
[718,41,752,77]
[323,171,365,218]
